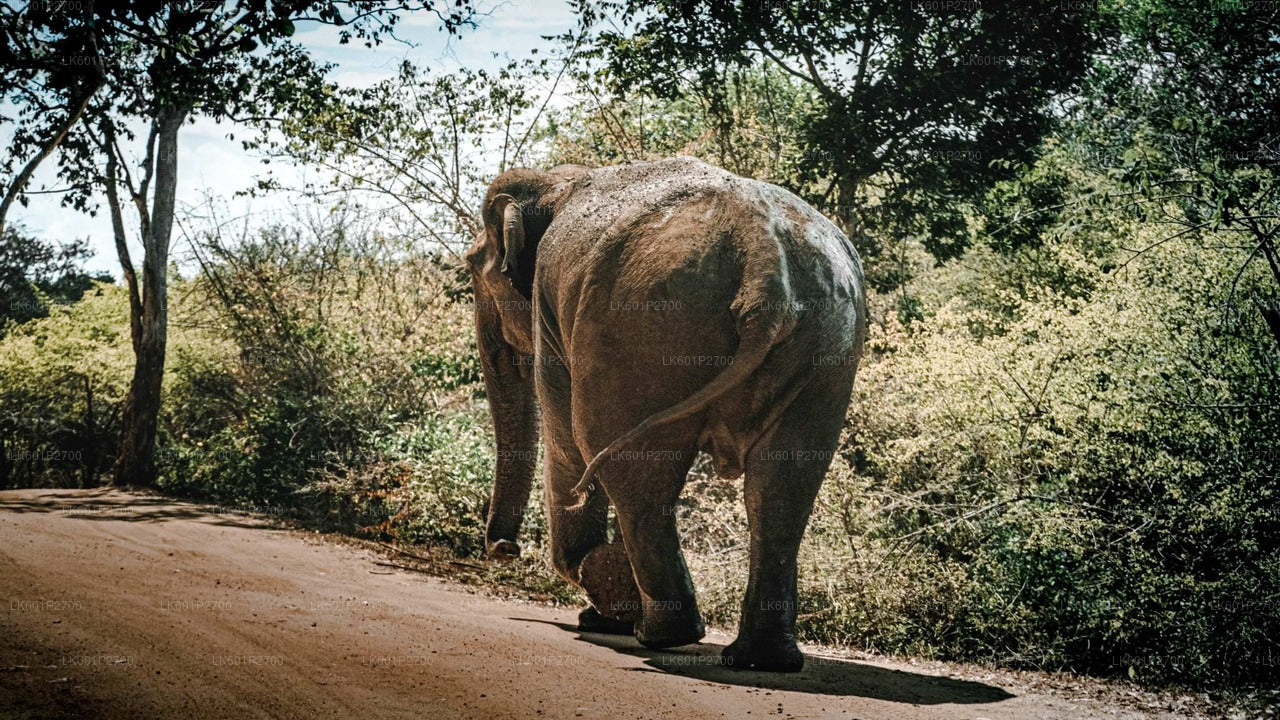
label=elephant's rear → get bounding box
[478,156,865,666]
[539,157,866,485]
[694,177,867,479]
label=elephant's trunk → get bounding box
[484,389,537,558]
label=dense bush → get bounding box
[0,283,131,487]
[795,230,1278,686]
[154,208,502,547]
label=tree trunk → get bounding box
[81,374,94,489]
[835,176,860,238]
[111,105,187,488]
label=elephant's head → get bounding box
[465,164,589,559]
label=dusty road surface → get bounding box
[0,488,1183,719]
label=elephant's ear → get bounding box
[489,193,525,280]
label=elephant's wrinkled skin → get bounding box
[466,157,867,671]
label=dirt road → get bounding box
[0,489,1189,719]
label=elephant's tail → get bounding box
[568,289,795,509]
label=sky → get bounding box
[4,0,579,276]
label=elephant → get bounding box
[465,156,867,672]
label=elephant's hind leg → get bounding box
[538,354,636,631]
[603,440,705,649]
[724,369,854,672]
[546,438,642,634]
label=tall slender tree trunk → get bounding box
[111,105,187,487]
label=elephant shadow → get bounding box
[512,618,1014,705]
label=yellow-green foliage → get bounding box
[156,225,493,543]
[782,229,1278,685]
[0,280,229,487]
[0,283,131,486]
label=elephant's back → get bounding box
[537,157,752,338]
[542,156,746,260]
[540,156,865,343]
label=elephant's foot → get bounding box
[721,633,804,672]
[636,599,705,649]
[577,606,634,635]
[486,538,521,561]
[578,542,641,623]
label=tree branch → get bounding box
[0,79,102,237]
[103,132,143,351]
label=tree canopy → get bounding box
[570,0,1099,286]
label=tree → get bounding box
[569,0,1100,289]
[0,226,111,330]
[0,0,474,487]
[255,59,540,259]
[543,64,815,185]
[1073,0,1280,349]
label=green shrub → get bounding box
[154,212,514,549]
[788,227,1279,686]
[0,283,132,487]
